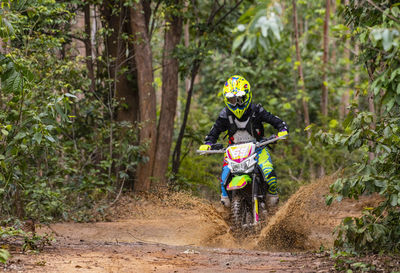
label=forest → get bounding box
[0,0,399,270]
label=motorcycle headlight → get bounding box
[231,161,250,173]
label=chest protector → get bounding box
[227,105,264,144]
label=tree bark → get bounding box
[100,1,139,123]
[84,3,95,93]
[321,0,330,117]
[365,59,376,162]
[172,61,201,174]
[292,0,310,137]
[330,0,336,69]
[293,0,314,179]
[340,35,351,119]
[354,42,360,105]
[130,2,157,191]
[368,77,376,161]
[0,39,5,53]
[368,90,376,161]
[153,1,183,185]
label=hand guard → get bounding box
[199,144,211,151]
[277,130,288,138]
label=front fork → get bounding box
[252,172,259,225]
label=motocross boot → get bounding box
[266,193,279,209]
[221,195,230,207]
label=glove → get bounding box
[277,130,288,138]
[199,144,211,151]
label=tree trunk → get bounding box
[368,82,376,161]
[354,42,360,105]
[321,0,330,117]
[130,2,157,191]
[293,0,314,179]
[84,3,95,93]
[365,58,376,162]
[0,39,4,53]
[100,1,139,123]
[153,2,183,185]
[340,35,351,119]
[368,91,376,161]
[292,0,310,137]
[339,0,351,120]
[178,10,191,123]
[172,61,201,175]
[330,0,336,69]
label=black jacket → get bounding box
[205,103,288,144]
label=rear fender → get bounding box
[226,175,252,191]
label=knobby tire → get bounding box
[231,195,244,231]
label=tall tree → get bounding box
[153,1,183,185]
[293,0,315,179]
[130,1,157,191]
[321,0,330,117]
[366,66,376,161]
[84,2,95,93]
[100,0,139,123]
[339,33,351,119]
[292,0,310,137]
[353,42,360,105]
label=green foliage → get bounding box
[0,226,20,264]
[317,0,400,253]
[171,154,220,195]
[171,97,221,196]
[184,0,355,199]
[321,111,400,253]
[0,225,20,264]
[233,1,283,54]
[0,226,54,264]
[0,0,144,222]
[332,251,377,272]
[335,209,400,252]
[22,232,53,252]
[0,249,9,264]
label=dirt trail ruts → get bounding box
[3,177,381,272]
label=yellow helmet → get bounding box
[223,75,252,119]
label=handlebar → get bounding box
[196,134,288,155]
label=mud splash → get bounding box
[43,191,239,249]
[257,175,381,251]
[40,177,380,252]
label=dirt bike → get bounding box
[197,134,287,231]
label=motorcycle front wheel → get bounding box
[231,195,252,231]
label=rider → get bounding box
[199,75,288,208]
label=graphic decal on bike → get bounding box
[197,134,289,231]
[226,175,251,190]
[254,197,259,222]
[226,143,253,163]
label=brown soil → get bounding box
[2,177,390,272]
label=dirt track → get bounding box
[3,176,387,272]
[5,239,335,272]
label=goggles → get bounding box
[225,91,247,106]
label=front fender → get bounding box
[226,175,252,191]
